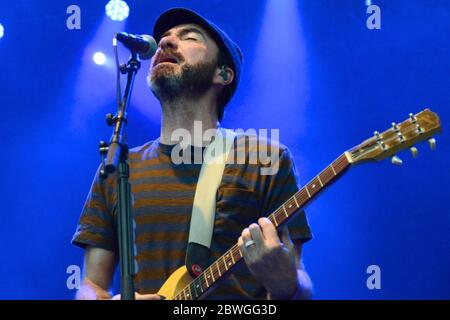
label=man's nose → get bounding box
[158,35,178,50]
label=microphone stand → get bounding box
[99,52,141,300]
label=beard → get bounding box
[148,59,217,103]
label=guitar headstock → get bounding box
[347,109,441,165]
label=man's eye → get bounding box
[185,37,198,41]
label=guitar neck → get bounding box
[174,153,352,300]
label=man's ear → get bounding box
[213,66,234,86]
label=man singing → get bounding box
[72,7,313,300]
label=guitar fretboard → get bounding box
[173,153,351,300]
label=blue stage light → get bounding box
[93,52,106,65]
[105,0,129,22]
[366,0,372,5]
[0,23,4,39]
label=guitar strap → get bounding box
[186,127,236,278]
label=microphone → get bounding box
[115,32,158,60]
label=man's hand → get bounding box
[111,292,164,300]
[238,217,299,299]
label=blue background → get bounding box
[0,0,449,299]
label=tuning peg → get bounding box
[409,113,424,134]
[392,122,398,129]
[374,131,381,140]
[374,131,386,150]
[428,138,436,151]
[391,122,405,142]
[391,155,403,165]
[410,146,418,158]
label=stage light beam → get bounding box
[246,0,308,134]
[93,52,106,65]
[0,23,4,39]
[105,0,129,22]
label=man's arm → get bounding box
[75,246,164,300]
[75,246,117,300]
[280,227,313,300]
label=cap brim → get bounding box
[154,8,219,45]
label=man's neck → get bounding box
[160,92,219,147]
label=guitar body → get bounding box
[157,266,193,300]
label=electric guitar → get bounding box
[157,108,441,300]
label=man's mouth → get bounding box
[154,54,179,66]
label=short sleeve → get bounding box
[71,166,118,252]
[259,148,312,244]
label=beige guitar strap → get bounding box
[189,127,236,246]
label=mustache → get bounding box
[152,50,185,67]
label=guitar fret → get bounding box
[317,175,324,187]
[225,251,232,267]
[305,186,311,198]
[330,163,337,175]
[282,205,289,217]
[192,282,198,299]
[223,255,228,270]
[205,271,210,287]
[199,278,205,293]
[187,284,192,300]
[216,261,222,277]
[230,251,235,264]
[325,167,334,181]
[196,278,204,295]
[232,250,238,265]
[194,282,200,296]
[327,167,335,182]
[273,214,279,226]
[308,177,322,196]
[235,246,243,259]
[293,196,299,208]
[220,256,226,273]
[210,267,215,282]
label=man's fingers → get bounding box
[258,217,280,243]
[241,228,251,242]
[135,293,164,300]
[239,230,257,261]
[111,292,163,300]
[248,223,265,246]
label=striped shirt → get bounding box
[72,132,312,299]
